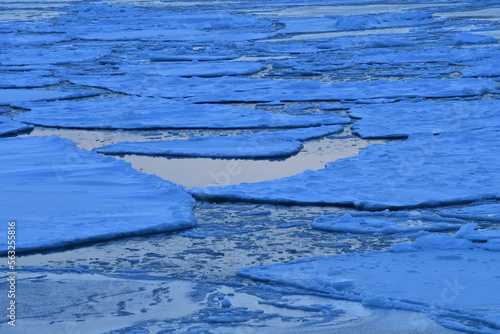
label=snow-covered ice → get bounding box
[238,224,500,333]
[190,129,500,209]
[14,96,349,129]
[349,99,500,138]
[312,211,467,235]
[0,136,196,253]
[95,125,343,159]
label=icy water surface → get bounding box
[1,0,500,333]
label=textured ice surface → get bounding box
[352,45,500,66]
[462,61,500,77]
[120,61,266,77]
[0,116,33,136]
[15,96,350,129]
[454,33,498,45]
[0,71,61,88]
[440,204,500,222]
[0,136,196,253]
[312,211,466,235]
[95,125,343,158]
[278,11,435,35]
[0,46,111,66]
[349,99,500,138]
[190,129,500,209]
[238,224,500,333]
[0,89,98,105]
[97,137,304,159]
[69,76,496,103]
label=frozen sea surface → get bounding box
[1,0,500,333]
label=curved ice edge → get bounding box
[0,219,197,256]
[94,142,304,160]
[187,191,500,211]
[237,263,499,334]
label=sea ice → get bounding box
[0,46,111,66]
[312,211,466,235]
[238,224,500,333]
[14,96,349,129]
[0,116,33,136]
[96,137,304,159]
[349,99,500,138]
[277,11,435,35]
[95,125,343,159]
[0,89,99,105]
[461,61,500,77]
[0,71,61,88]
[120,61,266,78]
[0,136,196,253]
[189,129,500,209]
[439,203,500,222]
[454,33,498,45]
[69,75,496,103]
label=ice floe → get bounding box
[97,137,303,159]
[454,33,498,45]
[0,46,111,66]
[120,61,266,78]
[278,11,436,35]
[312,211,467,235]
[14,96,350,129]
[238,224,500,333]
[189,129,500,209]
[0,135,196,253]
[349,99,500,138]
[0,89,99,105]
[95,125,343,159]
[0,116,33,136]
[0,71,61,88]
[69,75,496,103]
[439,203,500,223]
